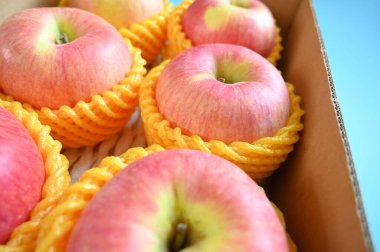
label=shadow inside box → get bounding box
[63,109,147,183]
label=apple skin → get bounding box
[156,44,290,144]
[0,107,45,244]
[61,0,165,30]
[0,7,132,110]
[67,150,288,252]
[182,0,276,57]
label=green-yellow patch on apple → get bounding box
[54,19,77,44]
[216,56,250,84]
[152,185,238,251]
[230,0,250,9]
[36,18,77,54]
[36,21,57,55]
[177,199,233,251]
[152,189,177,249]
[192,73,212,82]
[203,5,230,31]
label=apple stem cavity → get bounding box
[217,77,226,83]
[57,33,69,44]
[172,222,188,252]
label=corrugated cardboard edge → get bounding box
[309,0,374,250]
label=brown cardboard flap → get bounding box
[264,0,302,37]
[269,0,369,251]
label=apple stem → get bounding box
[172,223,188,252]
[58,33,69,44]
[217,77,226,83]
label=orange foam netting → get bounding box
[36,144,296,251]
[120,0,173,65]
[165,0,282,65]
[139,60,304,181]
[0,39,146,149]
[0,99,70,252]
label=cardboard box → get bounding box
[265,0,373,251]
[0,0,373,251]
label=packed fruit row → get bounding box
[0,0,304,251]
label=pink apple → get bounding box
[0,7,132,110]
[67,150,288,251]
[156,44,290,144]
[60,0,165,30]
[182,0,276,57]
[0,107,45,243]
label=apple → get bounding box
[181,0,276,57]
[156,44,290,144]
[66,149,288,251]
[60,0,165,30]
[0,7,132,110]
[0,107,45,243]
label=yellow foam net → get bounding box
[36,145,296,251]
[139,60,304,182]
[120,0,173,65]
[0,39,146,149]
[0,99,70,252]
[165,0,283,65]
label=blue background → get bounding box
[170,0,380,249]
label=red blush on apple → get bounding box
[0,107,45,243]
